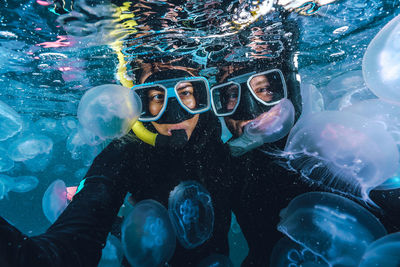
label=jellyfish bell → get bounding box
[121,199,176,267]
[168,180,214,249]
[363,14,400,103]
[77,84,142,141]
[42,179,69,223]
[277,192,387,267]
[284,110,399,201]
[359,232,400,267]
[98,234,124,267]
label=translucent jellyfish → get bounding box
[66,129,102,166]
[60,116,78,135]
[42,179,70,223]
[343,99,400,190]
[299,83,324,116]
[363,14,400,103]
[35,117,65,143]
[0,147,14,172]
[229,99,295,156]
[0,174,39,200]
[359,232,400,267]
[168,181,214,249]
[8,134,53,172]
[270,237,328,267]
[198,253,234,267]
[277,192,387,266]
[77,84,142,140]
[98,234,124,267]
[284,111,399,201]
[121,199,176,267]
[0,100,23,141]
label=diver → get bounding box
[0,57,237,267]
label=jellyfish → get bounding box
[359,232,400,267]
[0,174,38,200]
[42,179,69,223]
[343,99,400,190]
[35,117,65,143]
[0,147,14,172]
[8,133,53,172]
[198,253,234,267]
[0,100,23,141]
[77,84,142,141]
[121,199,176,267]
[98,234,124,267]
[284,111,399,201]
[270,237,329,267]
[277,192,387,266]
[363,14,400,103]
[168,181,214,249]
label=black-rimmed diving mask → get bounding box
[210,69,287,119]
[132,77,211,123]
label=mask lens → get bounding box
[211,83,240,115]
[175,79,209,113]
[248,70,285,104]
[134,85,167,120]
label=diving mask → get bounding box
[132,76,211,122]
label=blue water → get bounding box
[1,0,400,266]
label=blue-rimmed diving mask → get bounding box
[132,72,211,124]
[210,69,287,120]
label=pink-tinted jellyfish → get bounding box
[363,14,400,104]
[359,232,400,267]
[278,192,387,267]
[42,179,70,223]
[284,111,399,202]
[122,199,176,267]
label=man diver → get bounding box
[0,57,237,267]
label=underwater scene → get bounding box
[1,0,400,266]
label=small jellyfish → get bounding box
[98,234,124,267]
[42,179,69,223]
[284,111,399,201]
[363,14,400,103]
[8,134,53,172]
[60,116,78,135]
[198,253,234,267]
[35,117,65,143]
[359,232,400,267]
[168,181,214,249]
[66,129,102,166]
[277,192,387,266]
[0,100,23,141]
[0,174,38,200]
[77,84,142,140]
[0,147,14,172]
[122,199,176,267]
[270,237,329,267]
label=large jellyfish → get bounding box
[277,192,387,266]
[0,174,39,200]
[168,181,214,249]
[284,111,399,201]
[8,134,53,172]
[77,84,142,141]
[343,99,400,190]
[0,100,23,141]
[270,237,328,267]
[359,232,400,267]
[363,14,400,103]
[121,199,176,267]
[42,179,70,223]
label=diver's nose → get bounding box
[231,88,264,121]
[156,98,194,124]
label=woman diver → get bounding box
[0,56,239,267]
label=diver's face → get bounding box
[140,71,199,139]
[147,81,199,138]
[224,75,273,138]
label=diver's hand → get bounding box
[155,129,188,149]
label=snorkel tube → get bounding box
[228,98,295,156]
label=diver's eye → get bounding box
[149,93,165,103]
[178,86,194,99]
[227,93,238,99]
[256,87,273,94]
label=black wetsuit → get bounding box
[0,111,237,267]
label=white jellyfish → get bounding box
[77,84,142,141]
[0,174,39,200]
